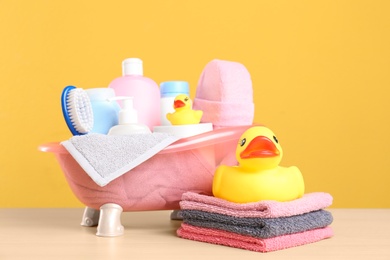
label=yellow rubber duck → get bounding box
[166,94,203,125]
[212,126,305,203]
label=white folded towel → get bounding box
[61,133,179,187]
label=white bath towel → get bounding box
[61,133,179,187]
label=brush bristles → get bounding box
[67,88,94,134]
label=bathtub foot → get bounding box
[170,210,183,220]
[96,203,124,237]
[81,207,100,227]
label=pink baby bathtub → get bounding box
[39,125,251,236]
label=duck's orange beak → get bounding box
[240,136,280,159]
[174,100,185,109]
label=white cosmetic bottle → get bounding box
[160,81,189,126]
[108,97,151,135]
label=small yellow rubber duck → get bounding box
[166,94,203,125]
[212,126,305,203]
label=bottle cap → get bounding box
[160,81,189,96]
[122,58,143,76]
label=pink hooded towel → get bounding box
[193,59,255,128]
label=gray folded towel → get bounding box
[181,209,333,239]
[61,133,179,187]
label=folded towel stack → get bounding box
[177,192,334,252]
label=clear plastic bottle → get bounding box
[108,58,160,130]
[160,81,189,126]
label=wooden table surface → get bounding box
[1,209,389,259]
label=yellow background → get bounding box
[1,0,389,208]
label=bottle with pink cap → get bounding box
[108,58,161,129]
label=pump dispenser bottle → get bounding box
[108,58,160,130]
[108,97,151,135]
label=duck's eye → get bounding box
[240,138,246,147]
[184,97,189,102]
[273,136,278,143]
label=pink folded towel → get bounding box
[177,223,333,253]
[180,192,333,218]
[193,59,255,128]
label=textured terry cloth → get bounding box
[181,209,333,239]
[180,192,333,218]
[177,223,333,253]
[61,133,179,187]
[193,59,255,128]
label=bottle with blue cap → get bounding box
[160,81,189,126]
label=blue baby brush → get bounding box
[61,85,94,135]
